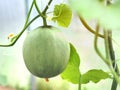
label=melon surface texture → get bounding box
[23,26,70,78]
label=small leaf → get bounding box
[61,43,80,84]
[81,69,111,84]
[52,4,72,27]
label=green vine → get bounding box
[34,0,47,26]
[106,1,119,90]
[78,75,81,90]
[34,0,53,26]
[94,24,110,65]
[107,31,119,90]
[0,0,35,47]
[79,16,104,38]
[42,0,53,26]
[93,23,120,86]
[0,0,53,47]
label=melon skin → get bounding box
[22,26,70,78]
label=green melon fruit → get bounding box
[22,26,70,78]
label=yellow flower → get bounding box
[7,33,14,39]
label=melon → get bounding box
[22,26,70,78]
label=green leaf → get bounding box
[61,43,80,84]
[69,0,120,30]
[81,69,111,84]
[0,74,7,85]
[52,3,72,27]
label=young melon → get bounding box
[22,26,70,78]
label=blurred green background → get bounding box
[0,0,120,90]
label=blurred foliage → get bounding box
[68,0,120,30]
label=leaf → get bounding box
[61,43,80,84]
[0,74,7,85]
[52,3,72,27]
[81,69,111,84]
[69,0,120,30]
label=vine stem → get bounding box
[104,30,110,59]
[34,0,53,26]
[34,0,47,26]
[107,31,119,90]
[0,15,40,47]
[0,0,54,47]
[94,24,109,65]
[42,0,53,26]
[78,75,81,90]
[94,23,120,85]
[0,0,40,47]
[106,0,119,89]
[79,16,104,38]
[42,0,53,14]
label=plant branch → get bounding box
[34,0,47,26]
[42,0,53,26]
[24,0,34,26]
[104,30,110,60]
[105,1,120,90]
[79,16,104,38]
[107,31,119,90]
[34,0,53,26]
[34,0,45,17]
[0,15,40,47]
[94,24,109,65]
[94,24,120,85]
[0,0,36,47]
[78,75,81,90]
[42,0,53,14]
[0,0,54,47]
